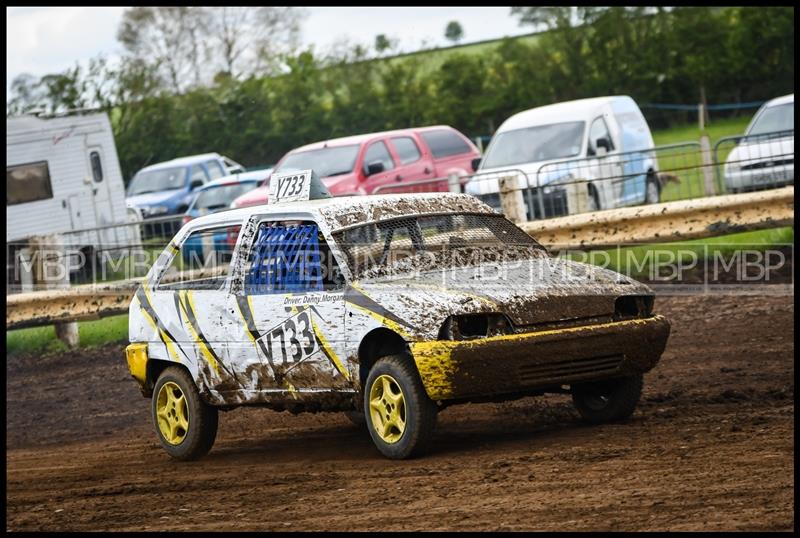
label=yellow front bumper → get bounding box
[412,315,671,401]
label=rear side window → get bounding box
[391,137,422,165]
[7,161,54,205]
[420,129,472,159]
[363,141,395,173]
[157,224,242,291]
[206,160,225,180]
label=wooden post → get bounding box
[28,234,79,348]
[699,135,717,196]
[565,180,590,215]
[498,176,527,223]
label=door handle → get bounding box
[424,167,431,174]
[394,175,402,181]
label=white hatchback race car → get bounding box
[126,192,670,460]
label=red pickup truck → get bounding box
[232,125,480,207]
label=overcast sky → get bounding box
[6,6,531,91]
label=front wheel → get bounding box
[152,366,218,461]
[571,374,643,424]
[364,354,438,459]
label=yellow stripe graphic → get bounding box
[310,317,350,380]
[141,284,182,363]
[179,291,221,374]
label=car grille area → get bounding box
[517,354,623,386]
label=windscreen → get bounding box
[747,103,794,136]
[192,182,259,211]
[333,213,547,280]
[128,167,186,195]
[275,145,360,178]
[482,121,585,169]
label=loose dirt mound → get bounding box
[6,294,794,531]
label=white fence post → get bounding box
[499,176,527,223]
[28,234,79,348]
[447,173,461,193]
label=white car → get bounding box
[125,192,670,461]
[724,94,794,193]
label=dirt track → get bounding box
[6,293,794,531]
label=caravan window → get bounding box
[90,151,103,182]
[7,161,54,205]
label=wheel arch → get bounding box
[357,328,412,388]
[144,358,194,398]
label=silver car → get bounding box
[724,94,794,193]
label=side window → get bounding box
[245,220,345,294]
[588,117,615,155]
[206,160,225,180]
[189,164,208,184]
[391,137,422,165]
[419,129,472,158]
[157,224,242,290]
[7,161,54,205]
[90,151,104,183]
[362,141,395,174]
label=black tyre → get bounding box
[571,374,643,424]
[364,354,438,459]
[151,366,218,461]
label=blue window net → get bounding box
[245,223,323,294]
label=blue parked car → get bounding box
[180,169,272,266]
[125,153,245,219]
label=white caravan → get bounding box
[468,96,658,219]
[7,111,139,288]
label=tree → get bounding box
[7,74,45,115]
[374,34,393,55]
[444,21,464,44]
[117,7,208,91]
[205,7,306,80]
[117,7,305,89]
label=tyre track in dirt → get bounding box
[6,294,794,531]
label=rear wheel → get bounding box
[571,374,643,424]
[364,354,438,459]
[152,366,218,461]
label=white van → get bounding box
[468,96,659,219]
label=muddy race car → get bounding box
[126,189,670,460]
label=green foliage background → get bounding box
[14,7,795,182]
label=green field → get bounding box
[651,115,752,202]
[381,32,542,74]
[7,314,129,356]
[568,226,793,277]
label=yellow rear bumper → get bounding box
[125,343,148,388]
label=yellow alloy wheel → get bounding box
[369,374,406,444]
[156,381,189,445]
